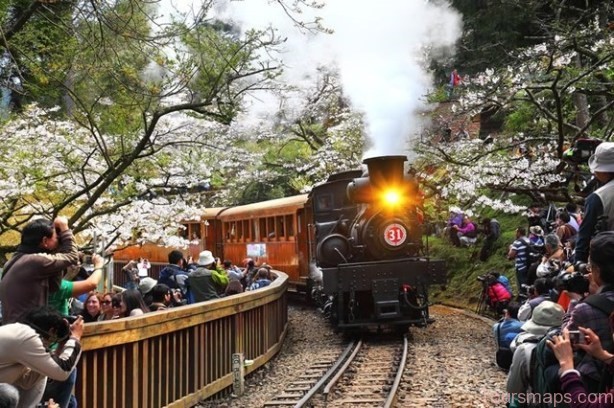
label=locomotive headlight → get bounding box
[382,189,401,206]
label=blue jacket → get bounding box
[158,264,189,290]
[493,319,523,349]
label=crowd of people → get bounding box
[444,207,501,262]
[0,213,275,408]
[487,142,614,407]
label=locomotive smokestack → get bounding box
[363,155,407,189]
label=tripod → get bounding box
[476,282,490,316]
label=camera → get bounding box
[520,283,534,298]
[557,272,590,295]
[568,330,585,344]
[64,315,80,324]
[83,254,94,265]
[477,273,496,285]
[574,262,589,274]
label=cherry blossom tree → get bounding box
[416,1,613,217]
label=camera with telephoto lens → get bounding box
[477,273,496,285]
[574,262,589,274]
[520,283,534,296]
[558,272,590,295]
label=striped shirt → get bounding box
[511,238,529,272]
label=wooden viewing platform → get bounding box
[76,272,289,407]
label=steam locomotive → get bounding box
[308,155,447,330]
[112,155,446,330]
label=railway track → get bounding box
[263,336,408,408]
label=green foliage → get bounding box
[451,0,541,74]
[429,211,526,309]
[427,86,450,103]
[503,101,539,133]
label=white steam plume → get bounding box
[214,1,463,158]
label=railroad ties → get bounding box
[263,336,408,408]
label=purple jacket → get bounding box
[561,370,614,408]
[457,222,476,235]
[447,213,463,227]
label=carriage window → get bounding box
[178,224,188,239]
[285,215,294,238]
[276,216,285,239]
[259,218,267,240]
[237,221,244,241]
[242,220,251,241]
[267,217,276,240]
[230,222,237,241]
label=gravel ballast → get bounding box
[197,304,507,408]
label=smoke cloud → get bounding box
[214,1,463,158]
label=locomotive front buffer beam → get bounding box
[321,258,447,328]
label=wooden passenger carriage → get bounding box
[113,196,313,290]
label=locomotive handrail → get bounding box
[75,272,289,408]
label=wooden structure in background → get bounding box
[76,273,289,407]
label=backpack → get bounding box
[494,322,513,370]
[528,328,565,408]
[529,295,614,407]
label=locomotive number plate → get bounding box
[383,223,407,246]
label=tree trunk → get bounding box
[572,55,590,130]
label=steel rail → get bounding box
[384,335,409,408]
[322,339,363,396]
[293,340,358,408]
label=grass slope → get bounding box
[428,212,526,310]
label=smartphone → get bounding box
[568,330,585,344]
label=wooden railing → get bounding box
[76,272,289,407]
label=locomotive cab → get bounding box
[309,155,446,330]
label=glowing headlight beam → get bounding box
[383,190,401,206]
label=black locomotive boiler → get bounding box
[309,155,447,330]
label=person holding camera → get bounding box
[478,218,500,261]
[0,216,79,324]
[517,278,553,322]
[534,233,566,281]
[548,326,614,407]
[0,306,84,408]
[575,142,614,264]
[562,231,614,390]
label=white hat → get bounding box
[198,250,215,266]
[530,225,544,236]
[449,206,462,214]
[589,142,614,173]
[139,277,157,294]
[521,301,564,336]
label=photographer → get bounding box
[517,278,552,322]
[575,142,614,264]
[0,307,83,407]
[479,273,512,314]
[562,231,614,390]
[479,218,500,261]
[534,234,566,281]
[0,216,79,324]
[548,327,614,408]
